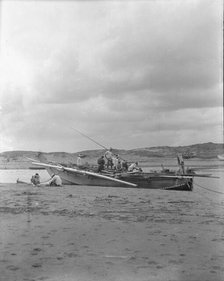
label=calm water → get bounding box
[0,169,50,184]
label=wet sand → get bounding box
[0,183,224,281]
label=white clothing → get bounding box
[112,156,118,168]
[104,150,113,160]
[128,163,138,172]
[77,156,82,167]
[49,175,62,186]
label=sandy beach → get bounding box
[0,180,224,281]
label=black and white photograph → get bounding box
[0,0,223,280]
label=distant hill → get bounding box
[0,142,223,169]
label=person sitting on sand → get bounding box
[45,174,62,186]
[30,173,40,186]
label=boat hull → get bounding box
[45,167,130,187]
[118,173,193,191]
[45,167,193,191]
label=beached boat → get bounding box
[31,161,193,191]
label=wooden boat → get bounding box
[32,161,193,191]
[32,162,137,187]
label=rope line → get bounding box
[194,182,224,194]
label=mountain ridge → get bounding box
[0,142,223,169]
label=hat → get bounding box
[78,154,86,158]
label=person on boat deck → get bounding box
[97,156,105,172]
[77,154,86,168]
[116,159,122,171]
[31,173,40,186]
[177,154,185,175]
[104,148,113,169]
[77,154,82,167]
[46,174,62,186]
[128,162,142,172]
[112,154,120,170]
[121,160,128,171]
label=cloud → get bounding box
[4,0,220,106]
[100,0,221,98]
[0,0,222,152]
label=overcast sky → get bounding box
[0,0,222,153]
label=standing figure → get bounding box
[121,160,128,171]
[104,148,113,169]
[97,156,105,173]
[112,154,119,170]
[116,159,122,171]
[177,154,185,175]
[77,154,84,168]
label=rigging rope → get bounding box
[194,182,224,194]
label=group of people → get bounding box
[31,173,62,186]
[97,148,142,173]
[29,149,142,186]
[97,149,127,172]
